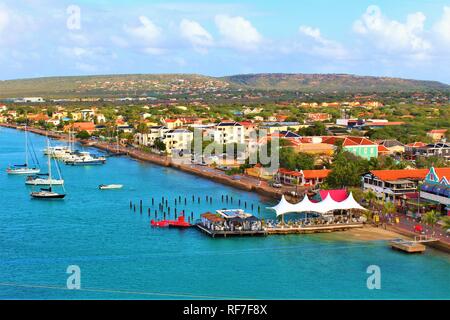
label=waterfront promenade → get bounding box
[0,123,295,200]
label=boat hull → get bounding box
[26,179,64,186]
[31,192,66,199]
[7,168,41,175]
[66,160,105,166]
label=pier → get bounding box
[266,223,364,235]
[196,224,267,238]
[389,235,438,253]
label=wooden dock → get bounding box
[196,224,267,238]
[266,223,364,235]
[389,236,437,253]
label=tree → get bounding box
[279,148,315,171]
[364,190,377,210]
[76,130,90,140]
[325,151,369,188]
[422,210,439,228]
[136,122,149,134]
[441,216,450,231]
[153,138,166,152]
[382,202,396,216]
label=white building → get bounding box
[161,129,193,153]
[208,122,244,145]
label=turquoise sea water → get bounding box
[0,127,449,300]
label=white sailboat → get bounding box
[31,137,66,199]
[7,123,40,175]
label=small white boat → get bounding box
[99,184,123,190]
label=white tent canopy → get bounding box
[267,192,367,217]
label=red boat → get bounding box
[150,220,169,227]
[168,216,192,228]
[150,216,192,228]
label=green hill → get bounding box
[0,73,448,98]
[222,73,449,92]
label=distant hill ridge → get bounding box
[0,73,448,98]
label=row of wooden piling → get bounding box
[129,194,262,222]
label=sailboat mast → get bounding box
[47,137,52,189]
[25,121,28,167]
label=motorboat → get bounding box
[64,151,106,166]
[150,216,192,228]
[99,184,123,190]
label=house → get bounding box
[81,109,95,120]
[376,139,405,154]
[415,143,450,160]
[427,129,447,142]
[27,113,50,122]
[359,121,405,129]
[95,114,106,124]
[161,118,183,129]
[323,136,378,160]
[161,129,193,154]
[134,126,168,146]
[362,169,430,202]
[208,122,244,145]
[419,167,450,215]
[276,168,331,187]
[306,113,331,122]
[64,122,96,134]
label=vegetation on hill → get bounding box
[0,73,448,98]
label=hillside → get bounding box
[0,73,448,98]
[223,73,450,92]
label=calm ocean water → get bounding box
[0,127,449,299]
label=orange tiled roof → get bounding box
[71,122,96,131]
[406,142,426,147]
[278,168,331,179]
[370,169,429,181]
[428,129,447,134]
[434,168,450,180]
[377,145,390,153]
[343,136,376,147]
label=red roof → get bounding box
[406,142,426,147]
[342,136,376,147]
[70,122,96,132]
[377,145,390,153]
[428,129,447,134]
[434,168,450,180]
[278,168,331,179]
[319,189,348,202]
[370,169,429,181]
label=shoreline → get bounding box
[2,123,449,253]
[0,123,285,200]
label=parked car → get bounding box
[272,182,282,188]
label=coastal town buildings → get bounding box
[276,168,331,187]
[427,129,447,142]
[208,122,245,145]
[420,167,450,215]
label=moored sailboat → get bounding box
[7,123,40,175]
[31,137,65,199]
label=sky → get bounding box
[0,0,450,83]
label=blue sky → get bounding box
[1,0,450,83]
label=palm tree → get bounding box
[364,190,377,210]
[441,216,450,231]
[423,210,439,228]
[382,202,396,216]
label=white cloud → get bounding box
[434,6,450,47]
[298,25,348,59]
[124,16,163,54]
[353,5,431,55]
[180,19,213,53]
[215,15,262,51]
[0,5,10,33]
